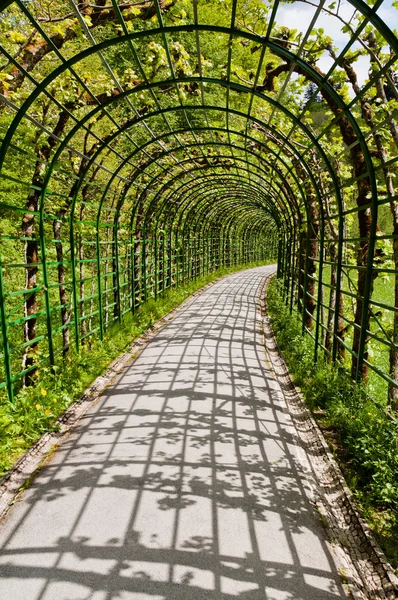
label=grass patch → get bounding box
[266,276,398,574]
[0,262,271,479]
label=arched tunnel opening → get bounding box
[0,0,397,406]
[1,1,398,595]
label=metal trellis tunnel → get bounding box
[0,0,397,406]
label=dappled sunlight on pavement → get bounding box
[0,267,346,600]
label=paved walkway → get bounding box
[0,266,346,600]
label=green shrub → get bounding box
[267,277,398,570]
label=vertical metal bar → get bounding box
[142,227,147,302]
[207,231,210,274]
[288,220,296,310]
[114,213,121,321]
[283,229,290,301]
[70,202,80,351]
[194,236,197,280]
[162,232,166,294]
[96,220,104,340]
[297,228,303,314]
[181,235,185,285]
[314,215,325,362]
[302,218,312,334]
[332,216,344,362]
[200,231,204,277]
[290,219,298,312]
[168,229,173,290]
[277,236,282,279]
[0,257,14,403]
[188,234,191,280]
[39,197,55,366]
[154,230,158,300]
[222,227,226,267]
[129,200,141,316]
[176,233,180,288]
[130,226,135,314]
[210,229,214,271]
[280,230,286,280]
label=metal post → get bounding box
[0,257,14,402]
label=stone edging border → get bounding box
[0,267,251,520]
[260,272,398,600]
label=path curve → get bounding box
[0,266,346,600]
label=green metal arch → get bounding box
[0,0,396,405]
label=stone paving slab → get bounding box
[0,266,349,599]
